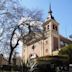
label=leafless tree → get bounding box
[0,0,23,55]
[0,0,43,64]
[9,16,44,64]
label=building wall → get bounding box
[22,14,72,63]
[23,40,43,63]
[23,33,60,63]
[22,32,72,63]
[22,25,60,63]
[23,37,52,63]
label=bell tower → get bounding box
[44,4,59,34]
[43,4,60,55]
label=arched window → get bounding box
[53,24,58,31]
[53,25,55,29]
[48,25,49,29]
[46,49,48,53]
[32,45,35,50]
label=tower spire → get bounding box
[48,4,54,19]
[48,3,52,14]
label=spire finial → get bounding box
[47,3,54,19]
[48,3,52,13]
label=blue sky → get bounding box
[20,0,72,38]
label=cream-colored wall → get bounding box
[23,40,45,63]
[23,36,54,63]
[27,41,42,57]
[22,20,60,63]
[43,38,51,56]
[23,34,58,63]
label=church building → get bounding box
[22,5,72,63]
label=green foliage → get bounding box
[59,44,72,55]
[58,44,72,63]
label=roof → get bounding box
[22,31,47,46]
[43,19,59,27]
[60,35,72,44]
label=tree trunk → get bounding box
[8,48,14,64]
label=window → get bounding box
[48,25,49,29]
[55,26,57,31]
[29,54,33,58]
[53,24,58,31]
[32,45,35,50]
[46,49,48,53]
[53,25,55,29]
